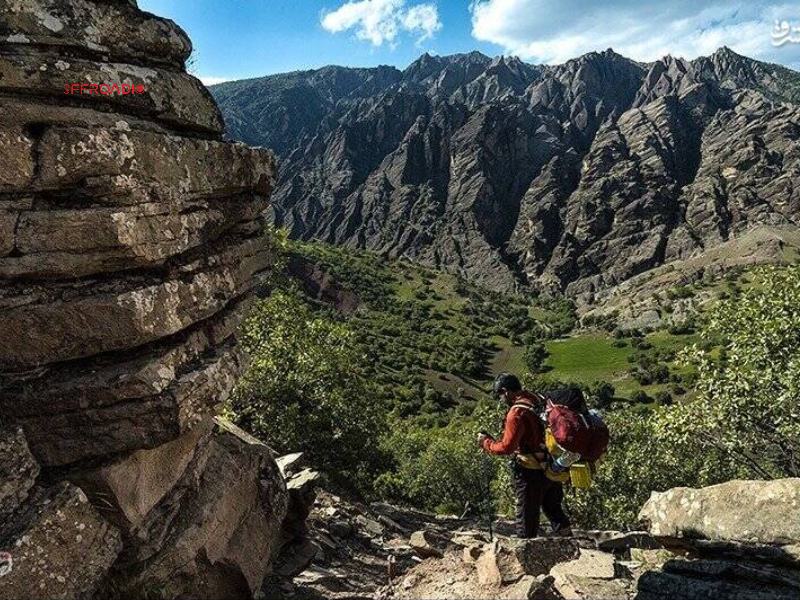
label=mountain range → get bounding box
[210,48,800,297]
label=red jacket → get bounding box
[482,392,545,455]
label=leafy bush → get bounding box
[666,285,695,300]
[230,290,385,494]
[523,342,549,374]
[377,401,504,514]
[654,391,673,406]
[586,380,616,409]
[667,267,800,479]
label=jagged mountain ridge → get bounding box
[211,48,800,297]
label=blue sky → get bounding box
[138,0,800,84]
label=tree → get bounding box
[587,380,616,409]
[665,266,800,479]
[654,391,673,406]
[524,342,549,374]
[377,414,498,515]
[230,290,385,493]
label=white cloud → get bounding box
[402,4,441,42]
[199,75,231,86]
[469,0,800,67]
[322,0,442,47]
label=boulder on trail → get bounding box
[549,547,631,599]
[410,529,447,558]
[551,548,618,580]
[476,538,581,585]
[639,478,800,544]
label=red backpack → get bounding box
[546,387,610,462]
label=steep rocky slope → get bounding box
[213,48,800,297]
[0,1,300,598]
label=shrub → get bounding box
[655,391,673,406]
[377,401,503,514]
[667,266,800,479]
[587,380,616,409]
[523,342,549,374]
[231,290,385,494]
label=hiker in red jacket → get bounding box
[478,372,572,538]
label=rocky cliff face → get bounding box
[213,48,800,296]
[0,1,292,598]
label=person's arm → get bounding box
[481,410,524,455]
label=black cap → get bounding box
[493,372,522,396]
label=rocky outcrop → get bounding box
[212,47,800,296]
[287,254,361,315]
[0,1,290,598]
[0,482,123,600]
[639,478,800,544]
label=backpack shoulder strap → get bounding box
[511,402,538,415]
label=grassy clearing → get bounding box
[527,330,698,399]
[486,327,700,401]
[545,334,630,382]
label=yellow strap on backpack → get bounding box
[515,452,544,470]
[545,428,561,456]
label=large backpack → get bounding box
[546,387,609,462]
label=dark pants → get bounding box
[512,464,570,538]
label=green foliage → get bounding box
[229,241,800,532]
[577,267,800,528]
[666,285,695,300]
[536,298,578,339]
[667,315,696,335]
[654,391,673,406]
[581,311,619,332]
[667,266,800,478]
[230,289,385,493]
[586,380,616,409]
[377,400,504,514]
[523,342,549,374]
[565,405,711,530]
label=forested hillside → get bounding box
[228,240,800,528]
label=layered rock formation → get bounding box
[0,1,289,597]
[212,48,800,297]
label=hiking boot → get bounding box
[548,525,573,538]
